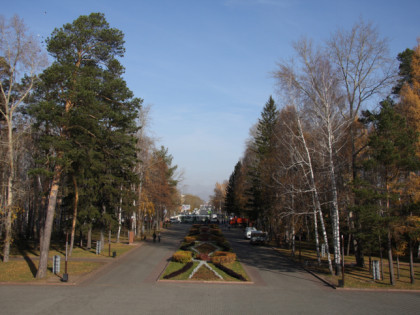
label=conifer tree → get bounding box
[361,98,419,285]
[29,13,141,278]
[248,96,278,230]
[225,161,242,216]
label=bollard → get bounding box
[372,260,381,280]
[53,255,60,274]
[96,240,102,255]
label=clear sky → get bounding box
[3,0,420,200]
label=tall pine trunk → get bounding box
[409,241,415,284]
[69,175,79,256]
[36,162,63,278]
[387,228,395,285]
[87,225,92,249]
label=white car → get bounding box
[170,217,180,223]
[250,231,268,245]
[244,227,257,239]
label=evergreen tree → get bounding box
[28,13,141,278]
[225,161,242,215]
[361,97,419,285]
[248,96,278,229]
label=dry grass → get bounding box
[0,238,139,283]
[4,240,135,259]
[0,259,104,282]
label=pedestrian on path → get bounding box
[158,232,161,242]
[153,231,156,243]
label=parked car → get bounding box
[170,217,180,223]
[244,227,257,239]
[250,231,268,245]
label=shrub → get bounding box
[163,262,194,279]
[197,234,210,241]
[200,226,209,233]
[211,251,236,264]
[210,228,222,236]
[184,236,196,243]
[172,251,193,263]
[188,228,200,236]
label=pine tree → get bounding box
[361,97,419,285]
[28,13,141,278]
[248,96,278,229]
[225,161,242,216]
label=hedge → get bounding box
[210,251,236,264]
[210,228,222,236]
[172,251,193,263]
[184,236,196,243]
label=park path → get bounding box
[1,224,419,314]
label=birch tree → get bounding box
[327,19,396,266]
[275,104,334,274]
[0,15,47,262]
[274,38,348,274]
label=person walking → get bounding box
[157,231,161,243]
[153,231,156,243]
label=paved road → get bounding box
[1,224,419,314]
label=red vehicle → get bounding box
[229,216,249,227]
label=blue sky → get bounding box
[3,0,420,200]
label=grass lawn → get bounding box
[211,261,250,281]
[0,259,104,282]
[4,238,137,259]
[160,261,199,280]
[0,236,141,283]
[274,242,420,290]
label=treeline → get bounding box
[224,20,420,285]
[0,13,181,278]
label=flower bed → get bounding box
[195,243,217,254]
[160,224,250,282]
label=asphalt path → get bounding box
[1,224,419,314]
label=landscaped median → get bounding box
[160,224,250,282]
